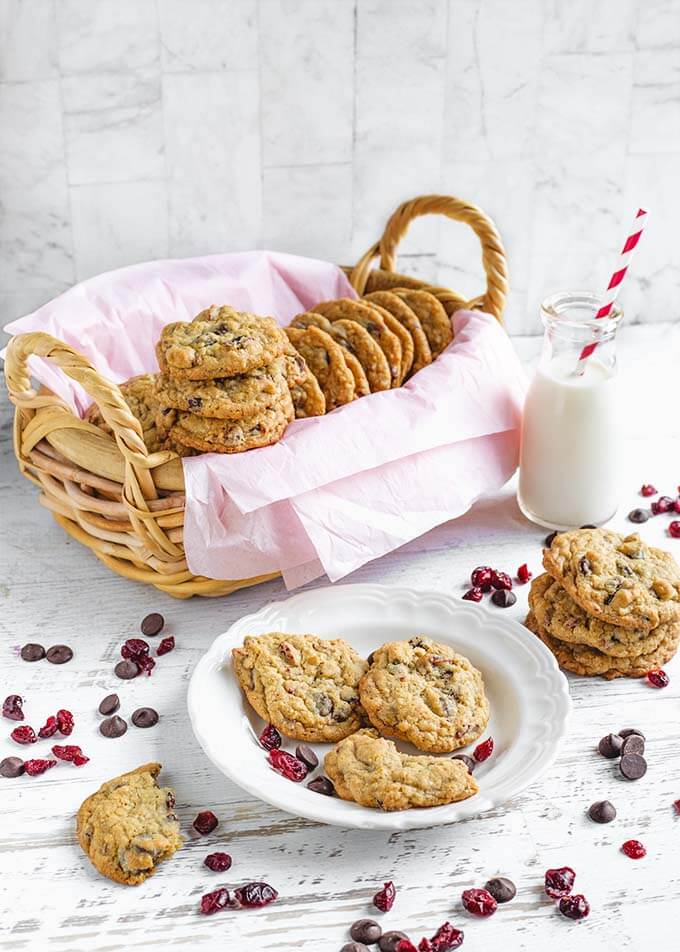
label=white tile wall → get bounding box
[1,0,679,334]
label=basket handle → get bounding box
[349,194,508,321]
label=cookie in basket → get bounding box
[392,289,453,357]
[157,306,287,380]
[285,325,355,410]
[365,300,414,382]
[313,299,403,387]
[166,395,294,454]
[363,290,432,374]
[85,373,163,452]
[289,313,370,398]
[155,357,289,419]
[282,343,326,418]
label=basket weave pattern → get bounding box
[4,195,507,598]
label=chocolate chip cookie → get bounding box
[85,373,162,452]
[363,291,432,375]
[282,343,326,418]
[324,729,478,810]
[543,529,680,630]
[285,325,355,410]
[314,299,402,387]
[289,313,370,397]
[529,573,670,657]
[358,637,489,753]
[157,306,287,380]
[76,763,182,885]
[232,633,368,743]
[393,289,453,357]
[155,357,288,419]
[165,396,294,454]
[366,301,414,382]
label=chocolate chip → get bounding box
[98,693,120,716]
[621,734,645,756]
[491,589,516,608]
[351,919,382,944]
[131,707,159,728]
[620,753,647,780]
[588,800,617,823]
[598,733,623,759]
[314,693,332,716]
[451,754,476,773]
[628,508,650,524]
[99,715,128,738]
[580,524,597,529]
[141,612,164,636]
[295,744,318,770]
[367,651,376,665]
[46,644,73,664]
[379,933,409,952]
[20,643,45,662]
[187,397,203,409]
[306,776,335,796]
[578,556,591,574]
[619,727,645,742]
[342,944,370,952]
[114,659,139,680]
[0,756,25,778]
[544,531,558,547]
[485,876,516,903]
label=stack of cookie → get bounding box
[154,305,324,455]
[526,528,680,679]
[284,290,452,411]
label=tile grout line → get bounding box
[154,0,172,260]
[52,0,78,286]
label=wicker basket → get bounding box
[4,194,507,598]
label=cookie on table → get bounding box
[363,290,433,375]
[313,299,402,387]
[392,289,453,357]
[364,301,414,382]
[525,611,680,680]
[285,325,355,410]
[529,573,670,658]
[76,763,182,885]
[289,313,370,398]
[85,373,163,452]
[324,729,478,811]
[232,633,368,743]
[282,343,326,418]
[157,306,287,380]
[155,357,288,419]
[166,396,294,454]
[358,636,489,753]
[543,529,680,631]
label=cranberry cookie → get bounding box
[164,396,294,454]
[155,357,288,419]
[85,373,162,452]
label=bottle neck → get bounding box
[539,291,621,374]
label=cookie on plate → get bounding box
[392,289,453,357]
[289,313,370,397]
[313,299,402,387]
[166,396,294,454]
[232,633,368,742]
[285,325,355,410]
[363,290,432,375]
[76,763,182,885]
[85,373,163,452]
[155,357,288,419]
[358,636,489,753]
[543,529,680,631]
[324,729,478,811]
[282,343,326,418]
[157,306,287,380]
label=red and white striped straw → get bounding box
[575,207,648,373]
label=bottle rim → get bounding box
[540,290,623,334]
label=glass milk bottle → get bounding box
[518,291,622,530]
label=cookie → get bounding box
[155,357,288,419]
[525,611,680,680]
[282,344,326,418]
[285,325,355,410]
[157,306,287,380]
[364,301,414,382]
[364,290,433,375]
[167,396,294,454]
[85,373,162,452]
[314,299,402,387]
[529,573,670,658]
[232,633,368,742]
[393,289,453,357]
[358,637,489,753]
[543,529,680,631]
[324,729,478,811]
[76,763,182,885]
[290,313,370,397]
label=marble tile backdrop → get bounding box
[1,0,678,335]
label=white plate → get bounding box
[188,583,571,830]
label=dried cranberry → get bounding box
[669,521,680,539]
[646,669,669,688]
[640,484,657,497]
[373,881,396,912]
[268,749,308,782]
[491,570,512,591]
[558,894,590,920]
[462,587,483,603]
[200,887,232,915]
[674,799,680,815]
[52,745,89,765]
[3,695,24,721]
[193,810,219,835]
[470,566,494,592]
[396,941,418,952]
[137,655,156,676]
[651,496,674,515]
[121,638,150,660]
[10,725,37,745]
[544,866,575,899]
[157,636,175,656]
[204,852,232,872]
[56,709,74,736]
[517,563,532,584]
[233,882,278,908]
[423,922,464,950]
[473,737,494,762]
[23,758,57,776]
[461,887,497,917]
[38,716,59,738]
[259,724,282,750]
[621,839,646,859]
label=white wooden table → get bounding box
[1,323,679,952]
